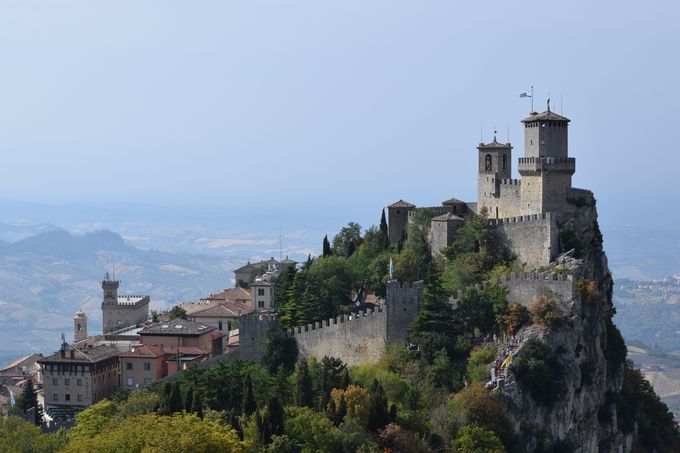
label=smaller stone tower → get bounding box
[73,309,88,342]
[102,272,119,305]
[477,136,515,218]
[387,200,415,246]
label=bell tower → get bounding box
[477,135,513,217]
[73,309,88,342]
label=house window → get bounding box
[257,288,265,296]
[77,378,82,386]
[258,300,265,308]
[53,378,58,385]
[65,394,70,401]
[53,393,59,401]
[227,321,232,331]
[77,394,82,402]
[126,362,133,370]
[144,362,151,371]
[65,378,70,386]
[218,321,223,331]
[127,377,134,387]
[485,154,492,171]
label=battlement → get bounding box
[284,307,386,337]
[518,157,575,175]
[488,212,553,226]
[490,177,521,186]
[450,271,576,308]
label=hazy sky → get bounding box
[1,1,678,225]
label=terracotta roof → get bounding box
[280,258,297,265]
[0,353,43,372]
[388,199,415,208]
[442,197,465,205]
[522,110,570,123]
[118,344,169,358]
[202,287,252,302]
[140,319,216,336]
[478,137,511,149]
[432,212,465,222]
[39,344,119,364]
[191,302,252,318]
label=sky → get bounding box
[1,1,679,228]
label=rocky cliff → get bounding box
[502,198,632,452]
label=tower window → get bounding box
[502,155,506,171]
[485,154,492,171]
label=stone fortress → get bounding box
[101,272,150,334]
[388,101,592,269]
[239,103,593,366]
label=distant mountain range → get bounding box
[0,228,238,365]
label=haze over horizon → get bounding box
[1,0,679,228]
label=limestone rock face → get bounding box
[501,201,633,452]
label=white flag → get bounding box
[389,258,394,279]
[519,90,532,98]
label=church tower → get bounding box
[476,135,514,218]
[518,101,575,214]
[73,309,88,342]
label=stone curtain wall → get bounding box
[491,213,558,269]
[287,309,388,367]
[238,281,423,366]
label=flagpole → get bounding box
[531,85,534,112]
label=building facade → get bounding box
[101,273,150,334]
[118,344,169,390]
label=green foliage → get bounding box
[497,303,530,335]
[294,359,313,407]
[452,425,506,453]
[263,328,298,373]
[603,317,627,371]
[242,375,257,416]
[272,265,296,308]
[529,295,563,330]
[367,379,390,432]
[17,382,43,426]
[323,234,332,257]
[617,360,680,451]
[332,221,362,258]
[70,400,118,439]
[510,339,566,406]
[466,345,497,384]
[0,417,66,453]
[63,413,247,453]
[284,406,343,452]
[455,285,508,335]
[409,263,457,357]
[455,383,513,447]
[379,208,389,250]
[168,305,188,320]
[116,389,159,419]
[559,229,585,258]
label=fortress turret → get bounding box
[477,136,520,219]
[101,272,119,306]
[518,101,575,214]
[387,200,415,246]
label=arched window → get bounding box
[485,154,492,171]
[502,154,507,171]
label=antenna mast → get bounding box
[279,229,282,261]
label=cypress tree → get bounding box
[18,382,43,426]
[191,390,204,418]
[184,385,194,412]
[267,397,284,437]
[340,369,351,389]
[242,375,257,416]
[380,208,389,250]
[158,381,172,415]
[326,396,337,419]
[295,360,313,407]
[368,379,389,432]
[389,403,398,423]
[168,381,183,414]
[335,395,347,426]
[322,235,332,257]
[347,240,356,257]
[408,262,454,339]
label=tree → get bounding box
[332,222,362,257]
[17,382,43,426]
[452,426,506,453]
[168,381,183,414]
[0,417,66,453]
[168,306,187,320]
[322,235,332,257]
[510,339,566,406]
[454,285,508,335]
[263,328,298,373]
[379,208,389,250]
[272,265,296,309]
[150,310,160,322]
[330,385,371,427]
[69,400,118,439]
[409,263,457,358]
[184,385,194,412]
[367,379,389,432]
[295,360,313,408]
[457,383,513,445]
[529,295,563,330]
[267,397,285,439]
[242,375,257,416]
[498,303,530,335]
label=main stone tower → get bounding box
[101,272,150,334]
[518,103,575,215]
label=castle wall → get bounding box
[490,213,558,269]
[385,280,422,345]
[478,177,522,218]
[288,310,388,367]
[103,299,150,334]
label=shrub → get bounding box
[452,425,506,453]
[331,385,372,427]
[510,339,566,406]
[559,230,585,258]
[497,303,531,335]
[529,295,563,330]
[466,344,497,384]
[577,279,604,306]
[455,383,513,446]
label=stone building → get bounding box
[250,272,276,310]
[38,341,120,417]
[387,103,583,269]
[73,309,87,343]
[101,273,150,334]
[118,344,170,390]
[138,319,223,361]
[233,257,297,287]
